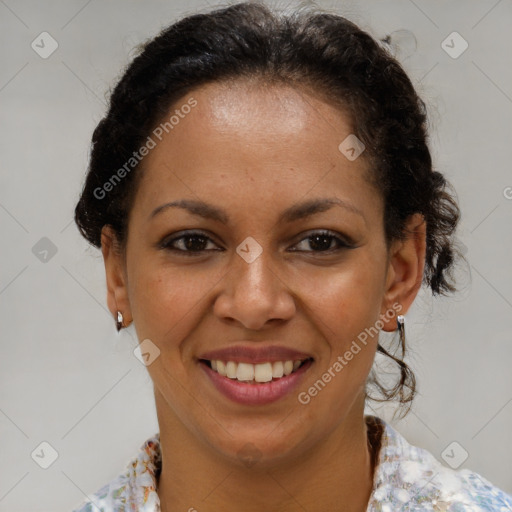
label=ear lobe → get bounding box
[101,225,132,324]
[380,213,426,332]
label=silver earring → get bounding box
[116,311,123,332]
[397,314,405,346]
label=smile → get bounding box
[205,359,311,383]
[199,357,314,405]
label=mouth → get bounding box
[199,358,314,384]
[198,357,314,405]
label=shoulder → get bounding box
[366,415,512,511]
[71,433,161,512]
[71,475,131,512]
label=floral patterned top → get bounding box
[71,415,512,511]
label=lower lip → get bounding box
[200,360,313,405]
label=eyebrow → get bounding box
[148,197,365,224]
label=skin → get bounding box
[101,79,426,512]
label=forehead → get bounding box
[131,79,380,222]
[196,79,332,136]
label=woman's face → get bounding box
[103,79,418,466]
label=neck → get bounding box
[156,392,378,512]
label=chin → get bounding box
[202,419,319,470]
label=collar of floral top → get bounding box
[73,414,512,512]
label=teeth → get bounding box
[236,362,254,381]
[209,359,307,382]
[216,360,226,376]
[254,362,273,383]
[226,361,237,379]
[272,361,284,378]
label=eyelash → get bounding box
[159,230,355,256]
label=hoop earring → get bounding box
[116,311,124,332]
[397,314,405,347]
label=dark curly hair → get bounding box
[74,1,463,417]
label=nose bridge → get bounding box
[214,234,295,329]
[233,235,279,299]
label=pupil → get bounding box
[186,235,206,251]
[310,234,331,251]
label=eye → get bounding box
[159,231,221,256]
[159,230,354,256]
[291,230,354,253]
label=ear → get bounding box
[380,213,426,332]
[101,225,132,326]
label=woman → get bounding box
[72,2,512,511]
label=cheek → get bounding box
[297,253,386,342]
[127,258,228,349]
[294,252,385,404]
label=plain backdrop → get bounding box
[1,0,511,510]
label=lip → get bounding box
[199,344,313,364]
[199,358,313,405]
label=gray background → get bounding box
[1,0,511,510]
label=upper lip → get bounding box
[199,344,314,364]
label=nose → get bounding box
[213,243,296,330]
